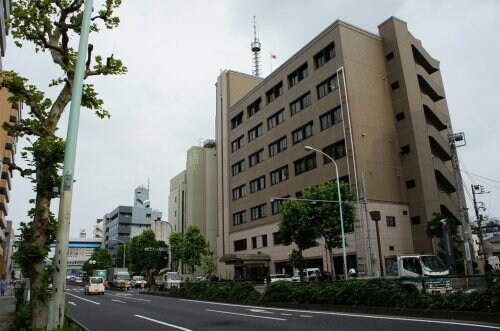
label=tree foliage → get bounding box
[278,181,356,279]
[168,226,211,275]
[128,230,168,274]
[2,1,126,328]
[201,243,217,276]
[81,249,113,277]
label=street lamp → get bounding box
[112,238,126,268]
[304,145,347,279]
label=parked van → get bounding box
[84,276,105,295]
[291,268,322,281]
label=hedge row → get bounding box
[164,278,500,313]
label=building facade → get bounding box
[216,17,468,280]
[168,143,218,262]
[102,186,162,260]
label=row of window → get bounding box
[232,140,347,197]
[234,234,270,251]
[231,105,343,159]
[230,41,337,129]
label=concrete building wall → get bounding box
[168,170,186,233]
[215,17,465,279]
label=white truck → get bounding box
[107,268,131,289]
[154,272,181,290]
[385,254,452,294]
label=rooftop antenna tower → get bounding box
[251,16,261,77]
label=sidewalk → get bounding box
[0,285,16,331]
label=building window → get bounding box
[294,153,317,175]
[403,210,408,215]
[252,236,257,249]
[316,74,338,99]
[273,232,282,245]
[290,92,312,116]
[234,238,247,251]
[391,81,400,90]
[292,121,313,144]
[251,203,267,221]
[400,145,410,155]
[271,197,287,215]
[249,149,265,167]
[386,216,396,227]
[232,185,246,200]
[386,52,395,61]
[232,159,245,176]
[267,108,285,130]
[262,235,268,247]
[231,112,243,129]
[269,136,287,157]
[270,165,289,185]
[233,210,247,225]
[248,123,263,142]
[314,42,336,68]
[247,97,262,117]
[411,216,421,225]
[320,106,342,130]
[288,62,308,88]
[322,140,346,162]
[389,245,395,251]
[231,135,244,153]
[395,112,405,121]
[250,176,266,193]
[406,179,416,189]
[266,81,284,103]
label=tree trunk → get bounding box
[29,167,55,329]
[329,249,337,281]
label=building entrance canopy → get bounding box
[219,253,270,265]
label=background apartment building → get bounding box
[102,186,162,260]
[216,17,468,280]
[168,142,218,274]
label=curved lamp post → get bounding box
[304,145,347,279]
[112,238,126,268]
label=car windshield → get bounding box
[91,277,103,284]
[133,276,144,281]
[420,256,447,272]
[167,273,180,281]
[116,274,130,280]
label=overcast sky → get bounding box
[4,0,500,238]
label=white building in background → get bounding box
[168,142,218,272]
[102,185,162,260]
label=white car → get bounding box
[268,274,292,283]
[84,276,105,295]
[130,275,147,289]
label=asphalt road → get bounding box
[66,286,499,331]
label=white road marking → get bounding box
[299,315,313,318]
[280,313,292,316]
[207,309,287,321]
[68,301,77,306]
[111,299,126,303]
[181,299,499,329]
[135,315,192,331]
[65,293,100,305]
[108,293,151,302]
[248,308,274,314]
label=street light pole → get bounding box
[113,239,126,268]
[304,145,347,279]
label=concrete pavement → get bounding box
[0,285,16,331]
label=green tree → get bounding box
[114,243,130,269]
[3,2,126,328]
[81,249,113,277]
[278,181,356,280]
[129,230,160,274]
[183,226,208,274]
[304,181,356,278]
[279,198,319,281]
[169,232,184,272]
[201,243,217,277]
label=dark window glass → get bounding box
[233,211,247,225]
[269,136,287,157]
[266,81,284,104]
[391,81,400,90]
[288,62,309,88]
[294,154,317,175]
[231,112,243,129]
[320,106,342,130]
[386,52,395,61]
[267,109,285,129]
[411,216,421,225]
[270,166,289,185]
[406,180,416,189]
[248,123,263,142]
[400,145,410,155]
[322,140,346,162]
[292,122,313,144]
[316,74,338,99]
[234,239,247,251]
[251,204,267,221]
[250,176,266,193]
[247,98,262,117]
[231,159,245,176]
[262,235,268,247]
[395,112,405,121]
[273,232,282,245]
[231,135,244,152]
[386,216,396,227]
[249,149,265,167]
[290,92,312,116]
[314,42,336,69]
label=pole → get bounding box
[374,220,384,276]
[123,244,126,268]
[361,173,375,276]
[48,1,94,329]
[448,127,473,275]
[304,145,347,279]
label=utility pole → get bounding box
[47,1,94,329]
[448,127,473,276]
[472,185,487,259]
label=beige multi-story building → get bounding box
[216,17,467,280]
[168,143,218,272]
